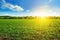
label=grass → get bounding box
[0,19,60,40]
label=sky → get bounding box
[0,0,60,16]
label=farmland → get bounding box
[0,19,60,40]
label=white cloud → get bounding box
[2,0,24,12]
[2,0,6,3]
[4,13,9,16]
[48,0,52,3]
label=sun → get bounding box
[32,6,49,18]
[33,9,48,18]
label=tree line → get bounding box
[0,16,60,19]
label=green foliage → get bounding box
[0,19,60,40]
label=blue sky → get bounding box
[0,0,60,16]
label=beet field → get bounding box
[0,19,60,40]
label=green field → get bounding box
[0,19,60,40]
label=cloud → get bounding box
[2,0,24,12]
[48,0,52,3]
[2,0,6,3]
[4,13,9,16]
